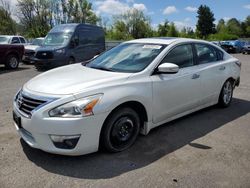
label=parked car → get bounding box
[13,38,241,156]
[23,37,44,63]
[0,44,24,69]
[0,35,27,45]
[220,40,244,53]
[33,23,105,70]
[242,41,250,54]
[210,41,221,46]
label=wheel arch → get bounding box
[99,100,149,149]
[103,100,148,127]
[6,51,20,61]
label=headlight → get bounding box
[55,48,65,54]
[49,94,102,118]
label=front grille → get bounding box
[35,51,54,59]
[15,91,47,117]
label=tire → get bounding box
[100,107,140,152]
[218,80,234,108]
[5,54,19,69]
[68,57,75,64]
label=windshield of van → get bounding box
[0,36,11,44]
[32,38,44,46]
[86,43,165,73]
[43,32,72,46]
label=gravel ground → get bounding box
[0,54,250,188]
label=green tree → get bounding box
[61,0,99,24]
[167,22,178,37]
[196,5,215,39]
[226,18,242,36]
[241,16,250,37]
[17,0,51,37]
[0,0,16,34]
[216,19,226,33]
[112,8,152,39]
[157,20,169,36]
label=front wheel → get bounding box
[68,57,75,64]
[101,107,140,152]
[218,80,233,107]
[5,55,19,69]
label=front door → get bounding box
[151,44,202,124]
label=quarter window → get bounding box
[161,44,194,68]
[195,44,217,64]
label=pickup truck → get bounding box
[0,44,24,69]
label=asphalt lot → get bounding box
[0,54,250,188]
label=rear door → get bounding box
[151,43,203,124]
[194,43,228,105]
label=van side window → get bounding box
[161,44,194,68]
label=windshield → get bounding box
[0,36,10,44]
[86,43,165,73]
[43,32,72,46]
[32,38,44,46]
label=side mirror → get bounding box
[157,63,179,74]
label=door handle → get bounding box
[192,74,200,79]
[219,66,226,70]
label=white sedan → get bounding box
[13,38,241,155]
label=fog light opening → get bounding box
[50,135,80,149]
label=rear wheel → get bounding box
[218,80,233,107]
[101,107,140,152]
[5,55,19,69]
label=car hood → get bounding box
[37,45,63,51]
[24,64,132,95]
[25,45,40,51]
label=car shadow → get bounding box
[0,66,30,74]
[21,98,250,179]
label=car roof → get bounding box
[0,35,25,38]
[125,37,209,45]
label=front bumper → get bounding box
[32,56,68,68]
[13,105,108,156]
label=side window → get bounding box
[79,30,88,45]
[162,44,194,68]
[19,37,26,43]
[11,37,20,44]
[71,32,79,46]
[195,43,217,64]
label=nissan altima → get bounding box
[13,38,241,155]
